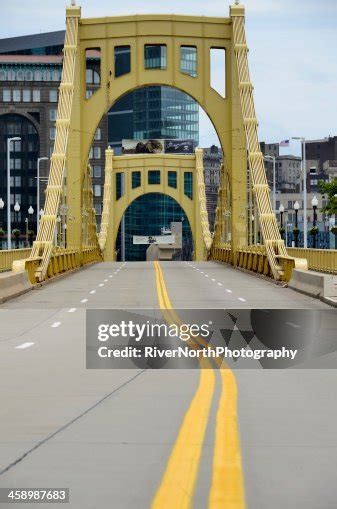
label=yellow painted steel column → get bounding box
[229,4,248,264]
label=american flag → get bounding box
[280,140,290,147]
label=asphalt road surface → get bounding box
[0,261,336,508]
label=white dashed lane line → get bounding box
[15,342,34,350]
[226,289,232,293]
[90,290,96,294]
[81,299,88,304]
[238,297,246,302]
[68,308,77,313]
[99,284,104,287]
[51,322,61,328]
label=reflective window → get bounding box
[144,45,167,70]
[94,128,101,140]
[23,90,30,102]
[13,90,21,102]
[184,172,193,199]
[93,146,101,159]
[32,90,41,102]
[180,46,197,77]
[132,171,141,189]
[25,70,33,81]
[116,173,124,200]
[3,89,11,102]
[148,170,161,185]
[168,171,177,188]
[17,70,24,81]
[8,70,16,81]
[49,109,57,121]
[115,45,131,78]
[49,90,58,102]
[0,70,6,80]
[93,165,101,178]
[94,185,101,197]
[50,127,56,140]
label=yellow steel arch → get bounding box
[29,2,290,281]
[99,149,210,261]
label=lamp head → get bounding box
[279,204,285,213]
[28,206,34,215]
[294,201,300,211]
[14,201,20,212]
[311,196,318,207]
[0,198,4,210]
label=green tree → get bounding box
[319,178,337,216]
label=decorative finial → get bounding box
[235,0,239,4]
[71,0,76,5]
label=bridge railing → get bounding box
[0,248,32,273]
[12,246,102,284]
[287,248,337,275]
[211,244,297,282]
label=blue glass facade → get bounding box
[116,193,193,261]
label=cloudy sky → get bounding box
[1,0,336,151]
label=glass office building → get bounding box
[116,193,193,261]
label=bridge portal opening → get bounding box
[116,193,193,261]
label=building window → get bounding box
[148,170,161,185]
[10,159,22,170]
[0,70,6,80]
[93,146,101,159]
[3,89,11,102]
[94,128,101,140]
[94,185,101,197]
[132,171,141,189]
[115,45,131,77]
[34,70,42,81]
[25,70,33,81]
[13,90,21,102]
[94,203,102,215]
[49,90,58,102]
[168,171,177,188]
[86,89,93,99]
[49,109,57,121]
[23,90,31,102]
[7,69,16,81]
[17,70,24,81]
[180,46,197,77]
[32,90,41,102]
[144,45,167,70]
[184,172,193,199]
[10,176,22,187]
[116,173,124,200]
[50,127,56,140]
[13,140,21,151]
[93,165,101,178]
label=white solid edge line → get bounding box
[51,322,61,328]
[15,342,35,349]
[68,308,77,313]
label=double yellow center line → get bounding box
[152,261,246,509]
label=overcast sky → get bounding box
[1,0,336,151]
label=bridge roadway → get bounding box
[0,262,336,508]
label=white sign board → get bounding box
[133,235,176,245]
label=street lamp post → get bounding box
[13,201,20,249]
[294,200,300,247]
[279,204,285,239]
[28,206,34,246]
[7,136,21,250]
[36,157,49,232]
[264,155,277,213]
[311,195,318,249]
[0,197,4,229]
[292,137,307,248]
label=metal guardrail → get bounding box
[0,248,32,272]
[211,244,297,282]
[287,248,337,275]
